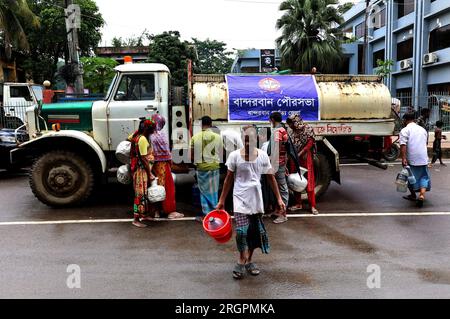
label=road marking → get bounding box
[341,160,450,167]
[1,211,450,226]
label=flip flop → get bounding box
[403,195,417,202]
[245,263,260,276]
[233,263,245,280]
[168,212,184,219]
[416,197,424,208]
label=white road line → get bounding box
[340,160,450,167]
[1,211,450,226]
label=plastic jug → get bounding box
[208,217,224,231]
[405,166,416,185]
[395,167,409,192]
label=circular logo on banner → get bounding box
[258,77,281,92]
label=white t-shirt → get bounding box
[399,122,429,166]
[226,149,272,215]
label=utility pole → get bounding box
[65,0,84,94]
[362,0,370,74]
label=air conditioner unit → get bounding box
[423,53,438,65]
[400,59,412,70]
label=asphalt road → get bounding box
[0,163,450,298]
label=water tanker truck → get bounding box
[11,60,396,207]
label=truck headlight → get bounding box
[0,135,16,143]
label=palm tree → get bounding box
[0,0,39,58]
[276,0,344,73]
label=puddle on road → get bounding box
[417,269,450,285]
[302,219,377,254]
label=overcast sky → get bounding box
[95,0,359,51]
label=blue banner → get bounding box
[226,75,319,122]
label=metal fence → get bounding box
[395,91,450,131]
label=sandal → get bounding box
[273,215,288,224]
[288,205,303,212]
[311,207,319,215]
[416,196,424,208]
[132,220,148,228]
[233,263,245,280]
[245,263,260,276]
[168,212,184,219]
[403,195,417,202]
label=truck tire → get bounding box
[29,150,94,207]
[313,153,332,198]
[383,143,400,162]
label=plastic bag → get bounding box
[147,178,166,203]
[116,141,131,164]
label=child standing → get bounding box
[430,121,447,167]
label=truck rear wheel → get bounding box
[313,153,332,198]
[29,150,94,207]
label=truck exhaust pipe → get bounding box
[354,156,389,170]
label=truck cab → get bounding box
[0,83,40,170]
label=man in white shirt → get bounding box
[399,113,431,208]
[216,126,285,280]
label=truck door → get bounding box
[3,85,34,128]
[106,73,159,150]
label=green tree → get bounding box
[22,0,104,85]
[338,2,354,14]
[81,57,118,94]
[0,0,39,58]
[375,59,393,79]
[147,31,197,87]
[191,38,234,74]
[276,0,344,73]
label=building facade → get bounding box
[231,49,281,73]
[340,0,450,110]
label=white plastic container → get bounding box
[117,164,132,185]
[147,178,166,203]
[116,141,131,164]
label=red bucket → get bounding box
[203,210,232,244]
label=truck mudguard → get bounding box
[14,130,107,173]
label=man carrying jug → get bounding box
[400,113,431,208]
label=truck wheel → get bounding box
[313,153,332,198]
[383,143,400,162]
[29,151,94,207]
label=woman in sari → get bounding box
[286,114,319,215]
[130,118,157,228]
[150,114,184,219]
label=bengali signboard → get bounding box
[260,49,275,72]
[226,75,320,122]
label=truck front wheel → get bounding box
[30,151,94,207]
[313,153,332,198]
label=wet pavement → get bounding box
[0,163,449,298]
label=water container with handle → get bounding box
[147,178,166,203]
[405,166,416,185]
[395,167,409,192]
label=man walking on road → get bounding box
[191,116,223,221]
[216,126,286,279]
[400,113,431,208]
[268,112,289,224]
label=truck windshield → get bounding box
[31,85,43,102]
[105,74,118,101]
